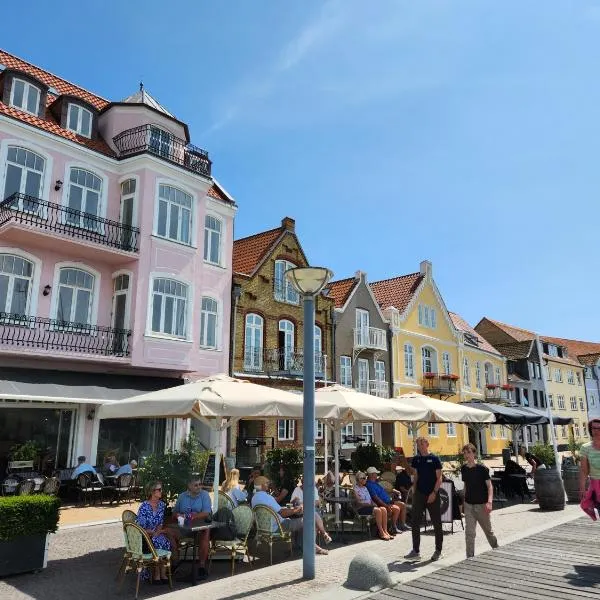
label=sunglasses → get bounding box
[153,488,162,492]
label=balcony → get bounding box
[369,380,389,398]
[0,313,131,358]
[0,193,140,260]
[353,327,387,351]
[422,373,458,398]
[242,347,326,378]
[113,125,212,178]
[485,386,512,402]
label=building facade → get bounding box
[327,270,393,450]
[230,217,334,468]
[0,50,235,474]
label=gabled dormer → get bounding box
[48,94,98,139]
[0,68,47,118]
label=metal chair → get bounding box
[77,472,103,505]
[41,476,60,495]
[119,522,172,600]
[16,479,35,495]
[209,504,255,575]
[348,490,374,538]
[106,473,133,505]
[252,504,293,565]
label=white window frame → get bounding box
[51,263,100,326]
[154,182,194,246]
[277,419,295,441]
[111,269,133,332]
[567,370,575,385]
[244,313,263,370]
[0,252,36,317]
[446,423,456,437]
[146,274,191,341]
[66,103,93,138]
[362,422,374,444]
[463,357,470,388]
[557,395,565,410]
[278,319,295,369]
[274,260,300,304]
[64,167,103,230]
[549,394,554,409]
[475,361,482,389]
[204,214,223,266]
[315,420,323,440]
[427,423,439,437]
[495,366,501,385]
[341,422,355,447]
[442,352,451,376]
[421,346,437,375]
[2,146,46,206]
[10,78,40,116]
[404,343,414,378]
[570,396,577,411]
[579,397,585,411]
[418,304,437,329]
[374,360,385,382]
[355,308,369,345]
[119,176,139,234]
[340,356,352,386]
[357,358,369,393]
[555,369,563,383]
[199,296,219,349]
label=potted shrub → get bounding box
[486,383,498,390]
[423,372,436,379]
[351,443,383,472]
[441,373,459,381]
[500,384,513,391]
[0,495,60,576]
[381,446,396,471]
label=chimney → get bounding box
[281,217,295,232]
[420,260,432,277]
[354,270,365,281]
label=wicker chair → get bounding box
[116,510,138,580]
[41,476,60,496]
[77,472,103,505]
[348,489,375,538]
[253,504,293,565]
[16,479,35,495]
[217,490,235,511]
[106,473,133,505]
[210,504,255,575]
[119,522,172,599]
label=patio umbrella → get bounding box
[396,393,496,455]
[98,373,340,499]
[315,385,429,515]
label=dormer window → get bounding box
[10,78,40,116]
[67,103,92,137]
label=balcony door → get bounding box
[3,146,45,212]
[278,319,294,370]
[120,179,136,250]
[244,314,263,371]
[355,309,369,346]
[357,358,369,393]
[112,273,130,355]
[0,253,34,317]
[66,168,102,231]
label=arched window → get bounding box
[56,267,95,324]
[66,168,102,229]
[442,352,451,375]
[421,346,437,375]
[200,297,218,349]
[484,362,494,385]
[463,357,471,387]
[0,253,34,315]
[156,184,192,245]
[274,260,299,304]
[10,79,40,115]
[120,179,136,249]
[314,325,323,375]
[151,277,188,338]
[279,319,295,369]
[244,313,263,371]
[404,343,414,378]
[204,215,222,265]
[3,147,45,209]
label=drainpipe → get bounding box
[229,283,242,376]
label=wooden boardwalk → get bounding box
[370,517,600,600]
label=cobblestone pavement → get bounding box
[0,503,582,600]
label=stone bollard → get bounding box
[345,551,393,592]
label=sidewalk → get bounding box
[58,501,140,528]
[160,502,582,600]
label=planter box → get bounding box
[0,533,49,576]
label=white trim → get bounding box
[60,161,109,222]
[66,103,93,138]
[50,261,101,326]
[90,413,101,463]
[203,212,224,267]
[146,271,194,342]
[9,78,41,116]
[338,274,390,323]
[420,344,439,374]
[0,246,42,317]
[153,177,197,247]
[211,177,235,203]
[199,294,221,350]
[111,269,133,332]
[0,138,54,203]
[117,173,140,230]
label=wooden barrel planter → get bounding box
[534,468,565,511]
[562,465,585,503]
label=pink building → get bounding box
[0,50,236,476]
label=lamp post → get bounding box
[285,266,333,580]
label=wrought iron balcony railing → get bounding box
[353,327,387,351]
[485,386,512,401]
[0,312,131,357]
[242,346,326,376]
[113,125,212,178]
[422,373,458,396]
[0,193,140,252]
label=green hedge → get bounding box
[0,495,61,541]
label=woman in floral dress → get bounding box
[136,481,172,583]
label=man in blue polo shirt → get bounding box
[403,437,443,562]
[365,467,409,533]
[173,477,212,580]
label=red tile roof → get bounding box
[579,353,600,367]
[233,227,283,276]
[485,319,536,342]
[326,277,357,309]
[0,49,115,156]
[449,312,500,355]
[541,336,600,360]
[207,183,235,205]
[369,273,423,313]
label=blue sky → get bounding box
[3,1,600,340]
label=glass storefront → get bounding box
[97,418,166,466]
[0,406,75,476]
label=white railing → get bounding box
[353,327,387,351]
[369,380,389,398]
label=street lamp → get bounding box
[285,266,333,580]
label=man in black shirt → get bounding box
[519,447,544,475]
[394,466,412,502]
[461,443,498,558]
[403,437,443,562]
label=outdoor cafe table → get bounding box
[175,520,224,585]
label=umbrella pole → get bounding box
[334,425,340,525]
[213,419,223,505]
[324,423,329,477]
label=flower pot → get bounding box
[0,533,49,576]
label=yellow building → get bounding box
[370,261,509,457]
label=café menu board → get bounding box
[201,453,227,487]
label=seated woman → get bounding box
[353,471,393,541]
[136,481,174,584]
[273,464,296,506]
[221,468,248,506]
[291,478,332,544]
